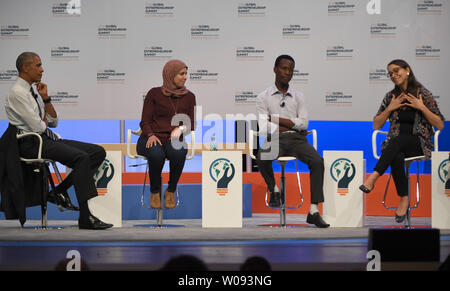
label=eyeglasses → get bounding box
[386,67,404,78]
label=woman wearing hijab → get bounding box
[359,59,444,223]
[137,60,196,209]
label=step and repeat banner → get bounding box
[1,0,449,121]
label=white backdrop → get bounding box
[1,0,449,121]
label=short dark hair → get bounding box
[16,52,39,73]
[274,55,295,67]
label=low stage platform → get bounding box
[1,214,449,271]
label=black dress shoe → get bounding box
[48,190,79,212]
[268,192,281,208]
[79,215,113,230]
[306,212,330,228]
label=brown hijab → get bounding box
[161,59,188,97]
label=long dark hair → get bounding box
[388,59,422,97]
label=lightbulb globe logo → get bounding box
[330,158,356,196]
[209,158,235,196]
[94,158,115,196]
[438,159,450,197]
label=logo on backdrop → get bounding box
[282,24,311,39]
[417,0,443,15]
[189,69,219,84]
[52,0,81,16]
[48,91,79,105]
[326,45,354,60]
[328,1,356,15]
[292,70,310,84]
[325,91,353,106]
[51,46,80,61]
[437,159,450,197]
[97,69,126,84]
[0,25,30,39]
[370,23,397,38]
[97,24,127,39]
[234,91,258,104]
[95,159,115,196]
[369,68,390,84]
[145,2,174,17]
[330,158,356,196]
[416,45,441,60]
[0,69,18,83]
[191,25,220,39]
[237,2,266,17]
[236,47,264,61]
[209,158,235,196]
[144,46,173,61]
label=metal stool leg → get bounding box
[135,163,183,228]
[157,177,164,227]
[405,162,413,228]
[41,164,48,229]
[279,160,287,227]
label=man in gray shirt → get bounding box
[5,52,112,230]
[255,55,329,228]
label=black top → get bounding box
[398,109,416,135]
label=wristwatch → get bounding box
[43,97,52,104]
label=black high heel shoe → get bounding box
[359,184,373,194]
[395,208,409,223]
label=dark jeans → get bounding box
[374,134,423,197]
[137,136,188,193]
[19,134,106,203]
[255,132,325,204]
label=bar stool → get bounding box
[372,130,441,228]
[126,128,195,227]
[249,129,317,227]
[16,131,65,229]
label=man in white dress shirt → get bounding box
[255,55,329,228]
[5,52,112,230]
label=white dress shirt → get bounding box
[5,77,58,133]
[256,85,308,136]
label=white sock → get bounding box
[274,185,280,192]
[309,204,318,215]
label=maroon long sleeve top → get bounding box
[139,87,196,143]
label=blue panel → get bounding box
[0,120,8,133]
[0,184,252,221]
[55,120,121,143]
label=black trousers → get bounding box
[136,136,188,194]
[19,134,106,203]
[374,134,423,197]
[255,132,325,204]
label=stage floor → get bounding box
[1,214,449,271]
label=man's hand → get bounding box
[36,82,49,100]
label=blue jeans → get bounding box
[137,136,188,193]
